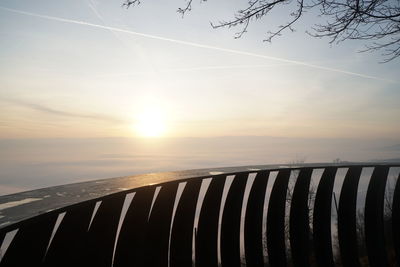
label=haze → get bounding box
[0,0,399,195]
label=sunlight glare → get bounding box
[134,109,166,138]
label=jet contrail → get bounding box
[86,0,126,45]
[0,6,397,83]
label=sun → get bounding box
[134,109,166,138]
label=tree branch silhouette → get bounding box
[124,0,400,62]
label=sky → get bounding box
[0,0,399,195]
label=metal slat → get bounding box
[43,202,95,267]
[0,232,5,259]
[220,173,248,267]
[82,193,126,267]
[267,169,291,267]
[313,167,337,267]
[143,183,179,267]
[0,163,398,267]
[244,171,270,267]
[393,171,400,265]
[289,168,313,267]
[0,214,57,267]
[195,175,226,267]
[337,166,362,267]
[365,166,389,267]
[170,179,202,267]
[113,186,155,267]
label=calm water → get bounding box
[0,137,399,195]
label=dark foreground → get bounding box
[0,162,399,266]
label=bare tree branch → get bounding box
[177,0,194,17]
[123,0,400,62]
[123,0,140,8]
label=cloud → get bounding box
[0,6,397,83]
[2,98,124,123]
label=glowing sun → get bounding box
[134,109,166,138]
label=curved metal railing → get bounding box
[0,164,399,266]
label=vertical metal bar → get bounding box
[195,175,226,267]
[82,193,126,267]
[365,166,389,267]
[333,194,338,214]
[244,171,270,267]
[0,214,57,266]
[0,232,5,261]
[170,179,202,267]
[313,167,337,267]
[0,233,4,249]
[220,173,248,267]
[113,186,155,267]
[289,168,313,267]
[393,171,400,265]
[337,166,362,267]
[144,183,179,267]
[43,202,95,267]
[267,169,291,267]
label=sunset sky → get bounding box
[0,0,399,194]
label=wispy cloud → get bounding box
[2,98,124,123]
[0,6,397,83]
[93,62,299,78]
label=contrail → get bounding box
[86,0,163,75]
[0,6,397,83]
[86,0,126,45]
